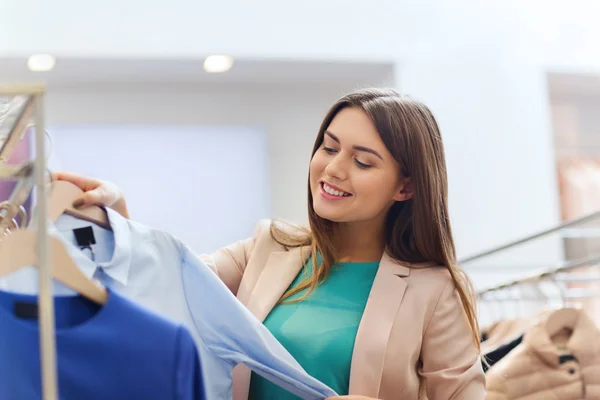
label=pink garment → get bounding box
[486,309,600,399]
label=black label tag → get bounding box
[73,226,96,247]
[14,302,39,320]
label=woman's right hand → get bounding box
[52,171,130,219]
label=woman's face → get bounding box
[309,107,412,225]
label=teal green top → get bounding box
[248,256,380,399]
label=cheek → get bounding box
[355,176,381,195]
[308,158,319,192]
[356,174,398,202]
[309,154,327,180]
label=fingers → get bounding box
[73,187,113,209]
[52,171,101,191]
[52,171,122,209]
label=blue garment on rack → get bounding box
[0,209,337,400]
[0,289,202,400]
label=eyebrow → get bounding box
[325,131,383,160]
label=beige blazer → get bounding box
[200,220,485,400]
[485,309,600,400]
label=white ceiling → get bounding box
[0,57,395,88]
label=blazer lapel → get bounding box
[245,246,310,322]
[349,252,410,397]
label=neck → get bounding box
[332,220,386,262]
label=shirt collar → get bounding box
[54,207,132,286]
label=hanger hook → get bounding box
[17,205,27,228]
[551,274,567,308]
[24,123,53,160]
[481,291,497,325]
[530,281,547,316]
[516,285,526,318]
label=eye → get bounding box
[355,159,372,169]
[322,146,337,154]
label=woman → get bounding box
[56,88,486,400]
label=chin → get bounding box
[313,204,347,223]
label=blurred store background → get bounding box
[1,0,600,306]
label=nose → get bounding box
[324,154,348,181]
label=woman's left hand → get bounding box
[326,396,379,400]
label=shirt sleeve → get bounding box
[197,219,269,295]
[174,325,205,400]
[179,242,338,400]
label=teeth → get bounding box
[323,183,349,197]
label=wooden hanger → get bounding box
[0,229,108,304]
[48,180,111,230]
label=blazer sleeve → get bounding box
[198,219,270,295]
[419,279,486,400]
[484,362,508,400]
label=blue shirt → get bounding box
[0,288,202,399]
[0,208,336,400]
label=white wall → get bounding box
[47,125,270,254]
[395,10,567,287]
[44,83,350,228]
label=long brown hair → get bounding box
[271,88,481,352]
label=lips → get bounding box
[320,181,352,198]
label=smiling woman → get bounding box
[310,107,411,228]
[55,87,486,400]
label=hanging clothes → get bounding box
[480,317,530,355]
[0,288,202,400]
[485,308,600,399]
[0,208,336,400]
[482,334,523,373]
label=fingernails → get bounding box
[73,199,84,209]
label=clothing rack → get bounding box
[476,252,600,296]
[459,210,600,265]
[459,209,600,301]
[0,83,56,400]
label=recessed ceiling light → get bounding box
[27,54,56,72]
[203,55,234,73]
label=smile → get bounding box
[320,182,352,198]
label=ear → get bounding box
[393,178,414,202]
